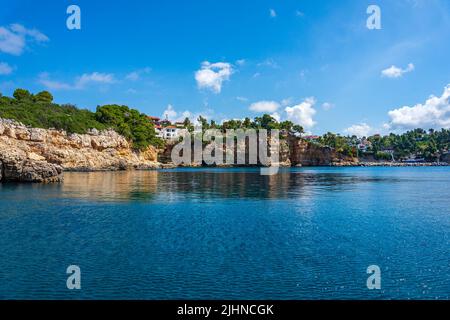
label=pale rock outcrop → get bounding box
[0,118,161,182]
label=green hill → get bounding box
[0,89,162,150]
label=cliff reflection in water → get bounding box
[61,168,396,202]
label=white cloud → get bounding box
[270,9,277,18]
[295,10,305,17]
[125,67,151,81]
[162,104,178,120]
[0,24,48,55]
[386,85,450,129]
[322,102,335,111]
[38,73,73,90]
[235,59,246,66]
[10,24,49,42]
[249,100,280,113]
[236,96,248,102]
[125,72,139,81]
[195,61,233,94]
[0,62,13,75]
[284,97,317,129]
[161,104,215,125]
[270,112,281,122]
[257,58,279,69]
[39,72,116,90]
[76,72,115,87]
[281,97,293,107]
[381,63,415,78]
[344,123,372,137]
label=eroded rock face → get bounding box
[0,148,63,183]
[288,136,357,166]
[158,133,354,167]
[0,118,161,182]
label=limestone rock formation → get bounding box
[0,118,161,182]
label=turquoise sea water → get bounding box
[0,167,449,299]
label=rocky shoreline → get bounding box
[355,161,448,167]
[0,118,160,183]
[0,118,447,183]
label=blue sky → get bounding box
[1,0,449,136]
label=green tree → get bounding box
[197,115,209,131]
[34,91,54,104]
[13,88,33,101]
[292,124,304,135]
[254,114,278,130]
[96,104,162,150]
[183,117,194,132]
[243,117,252,128]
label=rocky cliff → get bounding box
[160,134,357,167]
[0,118,358,183]
[288,137,357,166]
[0,118,159,182]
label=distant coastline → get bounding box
[1,88,449,183]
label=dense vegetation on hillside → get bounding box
[316,129,450,161]
[0,89,162,150]
[185,114,305,135]
[366,129,450,161]
[208,114,449,161]
[1,89,448,160]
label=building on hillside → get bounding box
[161,126,187,140]
[357,139,372,152]
[154,124,163,138]
[147,116,161,124]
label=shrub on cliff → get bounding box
[0,89,163,150]
[96,104,163,150]
[0,92,105,133]
[34,91,54,104]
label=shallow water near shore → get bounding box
[0,167,449,299]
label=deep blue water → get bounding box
[0,167,449,300]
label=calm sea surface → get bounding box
[0,167,449,299]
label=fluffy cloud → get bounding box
[381,63,414,78]
[161,104,214,124]
[285,98,317,129]
[0,62,13,75]
[281,98,293,107]
[162,104,179,121]
[344,123,372,137]
[386,85,450,129]
[249,100,280,113]
[39,72,116,90]
[0,23,48,55]
[195,61,233,93]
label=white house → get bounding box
[159,126,187,140]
